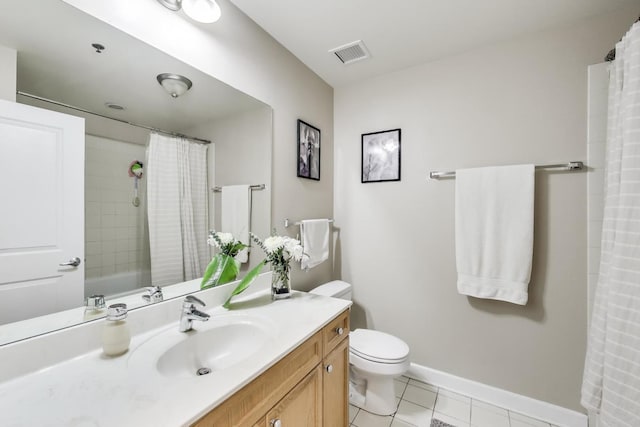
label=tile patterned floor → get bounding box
[349,377,562,427]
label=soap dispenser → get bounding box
[102,303,131,357]
[83,294,106,321]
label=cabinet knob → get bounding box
[270,419,282,427]
[336,327,344,336]
[325,364,333,373]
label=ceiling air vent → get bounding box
[329,40,370,65]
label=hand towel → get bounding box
[300,219,330,270]
[455,164,534,305]
[221,185,251,263]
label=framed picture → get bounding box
[297,119,321,180]
[361,128,401,183]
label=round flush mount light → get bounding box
[156,0,221,23]
[182,0,221,23]
[157,0,182,11]
[157,73,193,98]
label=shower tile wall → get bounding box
[84,135,149,282]
[587,63,608,324]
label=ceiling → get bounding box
[0,0,264,134]
[230,0,639,87]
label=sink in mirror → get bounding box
[0,0,272,345]
[128,314,276,379]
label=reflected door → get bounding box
[0,99,84,325]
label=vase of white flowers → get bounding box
[223,231,304,308]
[200,231,246,290]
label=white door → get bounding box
[0,99,84,325]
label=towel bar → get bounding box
[284,218,334,228]
[429,161,584,179]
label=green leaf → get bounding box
[201,254,240,289]
[223,260,267,309]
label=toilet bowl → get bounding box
[309,280,410,416]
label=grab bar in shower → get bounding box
[211,184,266,192]
[428,161,584,179]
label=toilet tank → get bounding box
[309,280,352,301]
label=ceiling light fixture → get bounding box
[182,0,221,23]
[157,0,182,11]
[156,73,193,98]
[156,0,221,23]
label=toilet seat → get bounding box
[350,329,409,364]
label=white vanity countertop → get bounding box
[0,290,351,427]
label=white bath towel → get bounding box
[455,164,534,305]
[300,219,330,270]
[221,185,251,263]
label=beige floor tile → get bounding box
[349,404,359,423]
[434,394,471,423]
[395,378,409,398]
[352,409,393,427]
[433,411,471,427]
[437,388,471,404]
[510,411,552,427]
[470,404,510,427]
[394,400,434,427]
[403,384,437,409]
[471,399,508,415]
[408,379,439,393]
[390,418,417,427]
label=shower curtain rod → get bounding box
[16,91,211,145]
[429,161,584,179]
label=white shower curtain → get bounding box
[582,22,640,426]
[146,132,209,286]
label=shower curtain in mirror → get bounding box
[582,22,640,426]
[146,132,209,286]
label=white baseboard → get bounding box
[407,363,587,427]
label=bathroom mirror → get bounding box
[0,0,272,345]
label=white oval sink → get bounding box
[128,314,275,379]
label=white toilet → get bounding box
[309,280,410,416]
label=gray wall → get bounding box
[184,106,273,274]
[0,45,16,102]
[333,6,637,412]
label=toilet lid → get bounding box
[349,329,409,363]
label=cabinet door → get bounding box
[323,338,349,427]
[266,365,322,427]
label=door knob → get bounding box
[325,364,333,373]
[59,257,81,267]
[270,419,282,427]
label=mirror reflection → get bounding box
[0,0,272,345]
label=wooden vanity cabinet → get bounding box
[193,308,350,427]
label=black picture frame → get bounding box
[297,119,321,180]
[361,128,401,183]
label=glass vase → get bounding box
[271,265,292,300]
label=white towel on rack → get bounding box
[300,219,330,270]
[221,185,251,263]
[455,164,534,305]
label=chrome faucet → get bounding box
[142,286,163,304]
[179,295,210,332]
